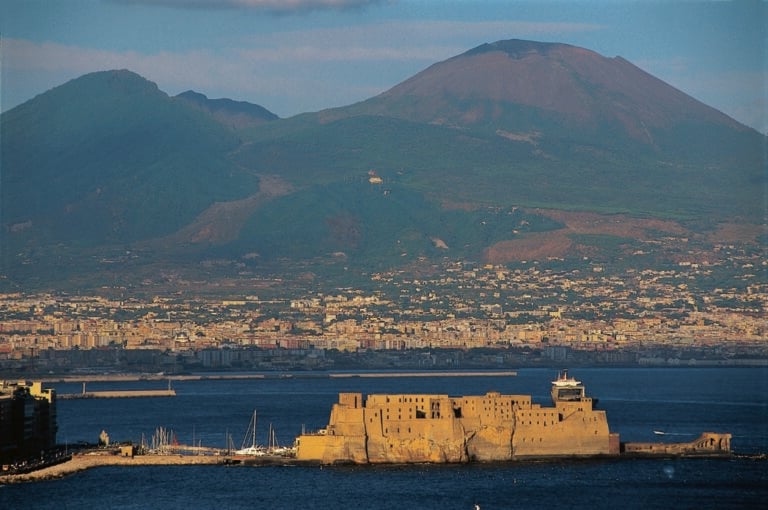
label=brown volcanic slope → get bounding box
[344,39,747,144]
[152,174,293,248]
[483,210,688,263]
[316,38,765,225]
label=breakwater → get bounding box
[47,370,517,384]
[328,371,517,378]
[1,442,743,485]
[53,372,518,397]
[0,453,226,484]
[59,389,176,399]
[58,381,176,399]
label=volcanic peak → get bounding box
[463,38,577,59]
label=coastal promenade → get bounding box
[0,453,227,484]
[47,371,517,384]
[45,373,266,383]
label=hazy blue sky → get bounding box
[1,0,765,132]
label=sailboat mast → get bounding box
[252,409,258,448]
[241,409,258,449]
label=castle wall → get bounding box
[365,415,467,463]
[295,433,369,464]
[465,424,513,461]
[363,394,465,462]
[296,389,616,464]
[512,401,611,457]
[622,432,731,456]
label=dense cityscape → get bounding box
[2,238,765,375]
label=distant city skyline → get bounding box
[1,0,765,133]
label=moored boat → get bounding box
[235,409,266,456]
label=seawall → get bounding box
[0,453,225,484]
[58,389,176,399]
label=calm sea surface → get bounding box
[2,367,767,509]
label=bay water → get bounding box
[2,367,766,509]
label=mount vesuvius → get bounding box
[1,39,764,288]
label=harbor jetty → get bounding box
[0,452,226,483]
[0,447,314,484]
[58,381,176,399]
[47,371,517,384]
[54,372,516,398]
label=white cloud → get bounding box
[111,0,387,13]
[247,20,603,52]
[227,19,604,68]
[2,18,604,78]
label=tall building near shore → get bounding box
[0,381,57,464]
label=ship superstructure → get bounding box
[550,369,586,403]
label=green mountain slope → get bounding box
[236,111,763,220]
[1,70,258,245]
[223,182,562,265]
[1,40,765,289]
[175,90,279,130]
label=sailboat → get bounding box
[266,423,294,456]
[235,409,266,456]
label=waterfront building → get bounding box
[0,381,57,464]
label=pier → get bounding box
[0,447,310,484]
[47,370,517,385]
[58,381,176,399]
[53,371,517,398]
[0,453,226,483]
[328,371,517,378]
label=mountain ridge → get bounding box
[1,39,765,289]
[1,69,258,244]
[175,90,279,130]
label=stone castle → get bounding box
[295,372,730,464]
